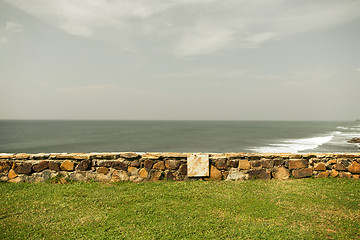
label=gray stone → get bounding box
[226,168,247,181]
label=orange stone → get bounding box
[153,161,165,170]
[209,165,222,180]
[348,162,360,174]
[330,169,339,177]
[317,171,329,178]
[314,162,326,171]
[8,169,18,179]
[60,160,74,171]
[139,168,148,178]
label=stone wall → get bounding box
[0,152,360,183]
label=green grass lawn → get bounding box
[0,179,359,239]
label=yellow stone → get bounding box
[8,169,18,179]
[330,169,339,178]
[60,160,74,171]
[209,165,222,180]
[139,168,148,178]
[238,160,250,170]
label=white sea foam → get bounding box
[337,126,360,131]
[250,135,334,153]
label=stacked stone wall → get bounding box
[0,152,359,183]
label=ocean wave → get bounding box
[337,126,360,131]
[249,135,334,153]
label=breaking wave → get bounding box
[249,135,334,153]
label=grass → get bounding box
[0,179,359,239]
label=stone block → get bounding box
[0,161,13,173]
[178,163,187,175]
[289,159,308,170]
[111,161,128,171]
[76,160,91,171]
[317,171,329,178]
[209,165,222,180]
[127,167,139,176]
[261,159,274,169]
[187,154,209,177]
[111,170,129,182]
[8,177,23,183]
[334,163,347,171]
[98,161,112,168]
[238,160,250,170]
[292,168,313,179]
[340,159,350,167]
[226,168,247,181]
[96,173,111,182]
[314,162,326,171]
[248,169,271,180]
[165,171,176,180]
[129,176,142,183]
[161,152,188,158]
[32,161,49,172]
[353,175,359,179]
[150,170,163,181]
[139,168,148,178]
[119,152,141,159]
[273,158,285,165]
[142,153,162,160]
[215,159,227,170]
[97,167,109,174]
[251,160,262,169]
[330,169,339,177]
[272,166,289,180]
[228,160,239,168]
[348,161,360,173]
[8,169,18,179]
[153,161,165,170]
[14,163,32,175]
[0,174,8,182]
[327,159,337,165]
[60,161,75,171]
[144,160,154,169]
[130,160,141,167]
[165,160,180,170]
[0,154,13,160]
[339,172,352,178]
[49,162,60,171]
[15,153,30,160]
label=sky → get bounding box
[1,0,360,121]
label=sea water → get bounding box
[0,120,359,154]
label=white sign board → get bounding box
[187,154,209,177]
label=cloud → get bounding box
[175,23,234,57]
[0,21,23,44]
[5,0,360,56]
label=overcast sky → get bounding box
[1,0,360,121]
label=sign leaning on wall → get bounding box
[187,154,209,177]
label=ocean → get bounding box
[0,120,359,154]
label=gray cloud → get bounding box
[1,0,360,120]
[4,0,360,56]
[0,21,23,43]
